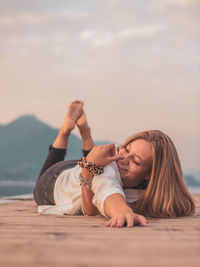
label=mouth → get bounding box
[117,162,127,172]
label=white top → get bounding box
[38,161,144,217]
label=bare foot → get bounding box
[61,100,83,135]
[77,111,89,132]
[76,108,95,151]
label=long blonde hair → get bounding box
[122,130,195,218]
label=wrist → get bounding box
[104,194,133,218]
[81,168,94,180]
[85,155,98,167]
[114,206,133,216]
[78,157,104,175]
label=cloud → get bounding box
[163,0,199,8]
[0,0,199,169]
[118,25,165,38]
[80,24,166,48]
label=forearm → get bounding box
[104,193,131,218]
[80,144,123,216]
[81,168,99,216]
[104,194,147,227]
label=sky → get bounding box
[0,0,199,170]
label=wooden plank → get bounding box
[0,194,200,267]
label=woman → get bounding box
[34,100,195,227]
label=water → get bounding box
[0,181,35,197]
[0,171,200,197]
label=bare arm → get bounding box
[81,168,99,215]
[104,193,147,227]
[81,144,123,216]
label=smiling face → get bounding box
[116,139,153,189]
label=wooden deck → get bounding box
[0,194,200,267]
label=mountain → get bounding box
[1,115,199,191]
[0,115,110,182]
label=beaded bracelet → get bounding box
[79,174,93,189]
[78,157,104,176]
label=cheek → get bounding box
[127,164,137,176]
[127,165,144,178]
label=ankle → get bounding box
[59,125,72,137]
[79,125,91,137]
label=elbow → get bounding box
[83,208,99,216]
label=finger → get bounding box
[105,219,112,227]
[135,215,147,227]
[117,216,126,227]
[108,154,124,162]
[105,143,115,152]
[110,145,116,157]
[72,100,83,104]
[102,144,116,158]
[110,218,118,227]
[126,215,134,228]
[115,154,124,160]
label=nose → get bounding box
[120,153,130,165]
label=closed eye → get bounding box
[134,161,141,166]
[125,145,141,166]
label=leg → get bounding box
[76,108,95,157]
[34,100,84,204]
[34,159,78,205]
[38,100,84,176]
[53,100,84,149]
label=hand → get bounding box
[86,144,123,167]
[105,207,147,228]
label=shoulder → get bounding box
[124,189,145,203]
[101,161,119,178]
[92,161,122,187]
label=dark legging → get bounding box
[33,145,90,205]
